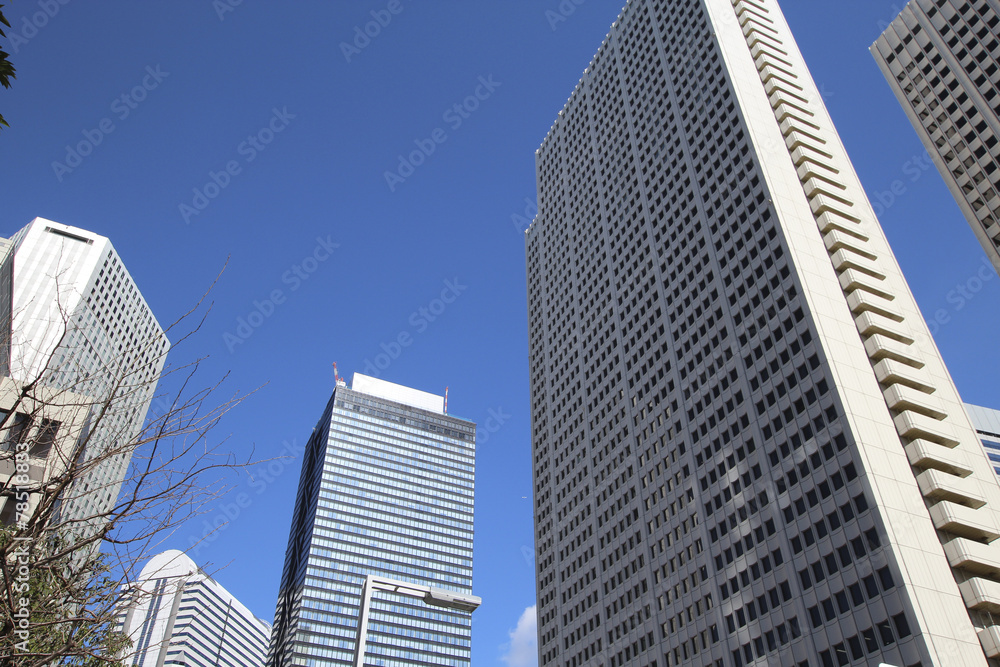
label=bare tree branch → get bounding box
[0,265,263,666]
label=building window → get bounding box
[1,412,32,450]
[31,419,60,460]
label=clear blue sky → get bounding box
[2,1,997,665]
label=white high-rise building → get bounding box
[0,217,168,529]
[526,1,1000,665]
[116,550,271,667]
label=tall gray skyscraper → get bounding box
[873,0,1000,275]
[526,1,1000,665]
[0,217,168,531]
[266,373,477,667]
[116,550,271,667]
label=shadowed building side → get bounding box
[527,0,1000,665]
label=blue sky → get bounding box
[2,1,998,665]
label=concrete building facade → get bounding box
[116,549,271,667]
[526,1,1000,665]
[0,217,168,531]
[873,0,1000,275]
[0,377,91,526]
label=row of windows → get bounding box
[807,567,896,629]
[328,415,475,471]
[797,527,883,592]
[881,0,1000,247]
[322,472,472,514]
[528,2,917,667]
[817,613,913,667]
[729,616,801,667]
[337,394,475,441]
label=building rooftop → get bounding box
[350,373,444,414]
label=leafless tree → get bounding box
[0,277,259,666]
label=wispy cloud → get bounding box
[501,605,537,667]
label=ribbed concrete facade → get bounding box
[526,1,1000,665]
[117,550,271,667]
[873,0,1000,276]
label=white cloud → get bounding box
[500,605,538,667]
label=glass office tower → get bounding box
[526,0,1000,665]
[266,374,476,667]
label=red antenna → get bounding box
[444,386,449,414]
[333,362,340,384]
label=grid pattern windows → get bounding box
[0,219,168,535]
[527,1,938,666]
[267,384,476,667]
[873,0,1000,274]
